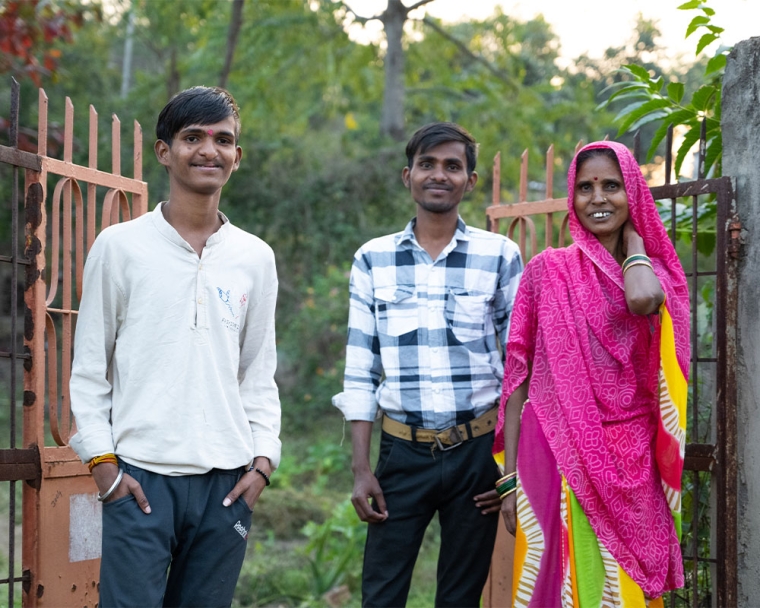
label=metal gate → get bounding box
[0,79,147,606]
[482,130,739,607]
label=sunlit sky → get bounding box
[343,0,758,65]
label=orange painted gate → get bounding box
[1,79,147,606]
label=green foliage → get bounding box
[300,499,366,597]
[600,1,729,178]
[275,265,353,429]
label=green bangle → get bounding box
[496,475,517,497]
[622,253,651,271]
[499,486,517,500]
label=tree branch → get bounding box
[406,0,435,13]
[340,0,434,24]
[219,0,244,89]
[337,1,383,24]
[421,16,518,92]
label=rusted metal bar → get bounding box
[519,149,528,203]
[112,113,121,176]
[697,119,707,180]
[63,97,73,163]
[23,168,47,608]
[650,177,731,199]
[0,146,42,171]
[41,157,147,193]
[0,449,41,483]
[665,125,673,185]
[8,75,20,608]
[0,255,30,265]
[134,120,143,182]
[37,89,48,157]
[683,443,715,472]
[0,352,31,360]
[87,106,97,252]
[487,198,566,219]
[714,177,738,607]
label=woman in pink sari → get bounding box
[493,141,690,607]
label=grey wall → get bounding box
[723,36,760,606]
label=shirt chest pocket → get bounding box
[374,285,418,338]
[445,289,491,344]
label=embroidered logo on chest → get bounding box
[216,287,248,332]
[216,288,248,318]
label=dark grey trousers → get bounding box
[99,461,252,607]
[362,431,500,608]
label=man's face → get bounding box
[154,116,242,197]
[401,141,477,215]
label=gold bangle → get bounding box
[622,260,653,275]
[496,472,517,485]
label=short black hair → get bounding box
[156,86,241,145]
[405,122,478,175]
[575,147,620,172]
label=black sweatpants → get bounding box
[99,461,252,607]
[362,431,500,608]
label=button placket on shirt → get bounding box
[195,254,208,330]
[427,259,447,405]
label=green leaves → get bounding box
[706,53,727,74]
[686,16,710,38]
[667,82,685,104]
[602,0,727,180]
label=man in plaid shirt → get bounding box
[333,122,523,607]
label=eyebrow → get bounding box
[417,155,464,165]
[180,126,236,138]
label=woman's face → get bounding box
[573,154,629,252]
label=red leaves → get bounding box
[0,0,86,83]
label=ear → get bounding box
[232,145,243,172]
[465,170,478,192]
[154,139,171,167]
[401,166,411,189]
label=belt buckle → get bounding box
[434,425,464,451]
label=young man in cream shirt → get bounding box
[69,86,280,607]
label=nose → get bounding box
[199,136,218,157]
[590,185,606,203]
[430,163,447,181]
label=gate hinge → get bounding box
[728,220,743,259]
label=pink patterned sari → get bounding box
[494,142,690,606]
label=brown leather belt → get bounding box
[382,407,498,451]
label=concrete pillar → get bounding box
[722,36,760,606]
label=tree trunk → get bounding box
[380,0,408,141]
[120,7,135,98]
[167,47,180,99]
[219,0,245,89]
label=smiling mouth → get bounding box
[591,211,612,219]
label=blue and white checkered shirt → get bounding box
[332,217,523,430]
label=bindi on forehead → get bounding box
[593,177,598,180]
[207,129,214,136]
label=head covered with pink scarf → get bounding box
[494,141,690,597]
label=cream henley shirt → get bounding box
[69,203,281,475]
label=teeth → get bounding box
[592,212,610,218]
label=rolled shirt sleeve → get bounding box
[332,251,383,421]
